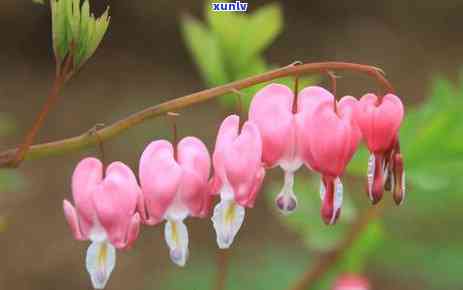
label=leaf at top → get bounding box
[181,15,229,86]
[238,3,283,65]
[205,1,247,63]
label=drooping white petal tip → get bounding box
[276,171,297,215]
[331,177,344,225]
[165,219,189,267]
[275,192,297,215]
[367,154,375,201]
[212,199,245,249]
[86,241,116,289]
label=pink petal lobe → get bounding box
[307,101,351,177]
[63,199,85,240]
[237,166,265,208]
[120,213,141,250]
[356,93,404,153]
[93,162,140,248]
[338,96,362,159]
[297,86,334,113]
[177,136,211,217]
[249,84,295,167]
[71,157,103,236]
[224,121,263,205]
[139,140,182,224]
[212,115,240,186]
[296,86,334,171]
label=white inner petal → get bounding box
[331,177,343,224]
[164,192,189,222]
[88,217,108,243]
[211,198,245,249]
[319,179,325,200]
[276,170,298,214]
[86,240,116,289]
[279,159,303,172]
[367,153,375,201]
[164,219,189,267]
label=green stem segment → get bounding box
[0,61,394,167]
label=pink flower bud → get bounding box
[332,274,371,290]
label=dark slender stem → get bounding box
[213,250,229,290]
[8,51,74,168]
[89,124,106,169]
[288,205,380,290]
[327,71,338,113]
[167,112,179,157]
[327,71,337,97]
[0,61,395,167]
[292,75,300,113]
[8,76,64,167]
[230,88,244,122]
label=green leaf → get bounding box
[238,3,283,64]
[206,1,247,65]
[181,15,228,86]
[50,0,110,70]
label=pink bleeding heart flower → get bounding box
[63,157,141,289]
[332,274,371,290]
[355,93,405,205]
[299,86,361,225]
[210,115,265,249]
[139,137,211,266]
[249,84,304,214]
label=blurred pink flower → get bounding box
[355,93,405,205]
[332,274,371,290]
[138,137,211,266]
[63,157,141,289]
[210,115,265,249]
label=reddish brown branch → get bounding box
[8,51,74,168]
[0,61,394,167]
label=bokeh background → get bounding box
[1,1,463,290]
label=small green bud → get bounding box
[50,0,110,73]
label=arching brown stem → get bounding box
[0,61,394,167]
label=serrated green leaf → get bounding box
[50,0,110,70]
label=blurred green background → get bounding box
[1,1,463,290]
